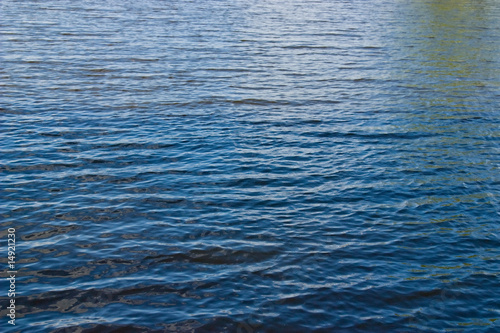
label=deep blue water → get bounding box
[1,0,500,332]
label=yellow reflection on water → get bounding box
[401,0,500,109]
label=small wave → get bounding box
[22,225,80,241]
[1,163,81,173]
[145,246,280,265]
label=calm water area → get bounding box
[1,0,500,332]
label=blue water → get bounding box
[1,0,500,332]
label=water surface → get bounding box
[1,0,499,332]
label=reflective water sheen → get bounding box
[1,0,499,332]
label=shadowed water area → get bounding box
[1,0,500,332]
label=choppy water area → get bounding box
[1,0,500,331]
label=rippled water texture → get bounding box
[1,0,500,332]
